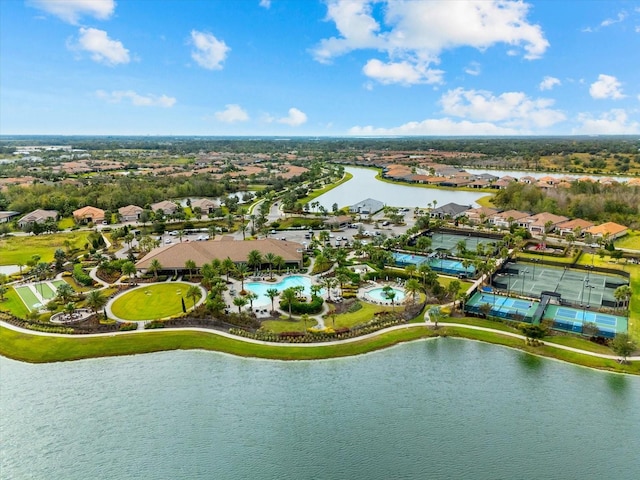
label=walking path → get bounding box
[1,315,638,362]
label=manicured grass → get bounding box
[298,172,353,204]
[0,289,30,318]
[545,335,614,355]
[14,286,41,311]
[110,283,199,320]
[260,316,319,333]
[437,276,473,291]
[327,301,394,329]
[0,231,90,265]
[476,195,496,207]
[516,252,575,264]
[614,230,640,250]
[57,217,75,230]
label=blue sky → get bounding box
[1,0,639,136]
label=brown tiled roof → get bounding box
[135,238,303,270]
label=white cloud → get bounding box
[539,76,561,91]
[440,88,565,128]
[589,74,625,100]
[635,25,640,33]
[573,109,640,135]
[600,11,627,27]
[312,0,548,85]
[277,108,307,126]
[464,62,481,76]
[97,90,176,107]
[259,0,271,8]
[363,59,443,85]
[72,28,130,66]
[27,0,115,24]
[215,104,249,123]
[190,30,230,70]
[349,118,520,136]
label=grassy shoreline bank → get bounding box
[299,171,353,205]
[1,323,637,374]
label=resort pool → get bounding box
[367,287,406,303]
[245,275,320,306]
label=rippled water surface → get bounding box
[2,339,639,479]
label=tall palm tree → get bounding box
[274,255,285,274]
[266,288,279,313]
[85,289,107,313]
[55,283,75,304]
[245,291,258,311]
[405,278,421,304]
[186,285,201,310]
[233,295,248,314]
[264,252,277,279]
[236,263,248,291]
[247,249,262,273]
[222,257,235,282]
[185,259,196,279]
[614,285,632,313]
[280,287,297,320]
[121,261,137,284]
[148,259,162,281]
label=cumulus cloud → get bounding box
[464,62,481,76]
[312,0,548,85]
[96,90,176,107]
[275,108,307,126]
[573,109,640,135]
[363,59,444,85]
[589,74,625,99]
[539,76,561,91]
[440,88,566,128]
[600,11,627,28]
[349,118,520,136]
[190,30,230,70]
[71,28,130,66]
[215,104,249,123]
[259,0,271,8]
[27,0,115,24]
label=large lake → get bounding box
[316,167,489,209]
[2,339,639,479]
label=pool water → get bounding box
[245,275,321,306]
[367,287,406,303]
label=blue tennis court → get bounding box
[465,292,538,320]
[393,252,475,275]
[544,304,627,337]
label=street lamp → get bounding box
[586,284,595,309]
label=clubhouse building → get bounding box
[135,237,304,275]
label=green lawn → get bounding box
[614,230,640,250]
[326,301,395,329]
[298,172,353,204]
[0,289,30,317]
[260,316,319,333]
[0,231,90,265]
[110,283,199,321]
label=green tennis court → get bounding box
[13,280,72,311]
[544,304,627,338]
[429,232,497,253]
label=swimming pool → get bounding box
[245,275,321,306]
[367,287,406,303]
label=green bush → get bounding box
[280,295,324,315]
[73,264,93,286]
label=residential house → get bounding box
[18,209,58,228]
[190,198,218,214]
[521,212,568,235]
[490,210,530,229]
[429,203,471,220]
[464,207,499,225]
[0,211,20,224]
[349,198,385,215]
[150,200,179,216]
[555,218,594,237]
[118,205,144,222]
[73,206,105,224]
[585,222,629,241]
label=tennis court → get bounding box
[429,232,497,254]
[544,304,627,338]
[494,261,627,308]
[466,292,538,320]
[393,252,475,276]
[14,280,69,312]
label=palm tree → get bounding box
[55,283,75,304]
[148,259,162,281]
[274,255,285,274]
[245,291,258,311]
[233,295,248,314]
[405,278,421,304]
[301,313,310,331]
[264,252,277,279]
[185,259,196,279]
[280,287,298,320]
[222,257,235,282]
[266,288,279,313]
[121,261,137,284]
[247,249,262,272]
[236,263,248,291]
[382,285,396,309]
[186,285,201,310]
[404,264,416,278]
[614,285,632,313]
[85,289,107,313]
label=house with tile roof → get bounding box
[585,222,629,240]
[73,206,105,224]
[18,209,58,228]
[118,205,144,222]
[150,200,179,216]
[555,218,594,237]
[521,212,568,235]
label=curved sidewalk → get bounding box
[1,317,638,362]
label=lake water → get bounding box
[2,339,639,479]
[316,167,488,210]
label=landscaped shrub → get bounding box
[119,322,137,331]
[73,264,93,286]
[279,295,324,315]
[145,320,165,329]
[347,301,363,313]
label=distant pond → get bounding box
[316,167,489,209]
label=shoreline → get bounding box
[1,320,638,374]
